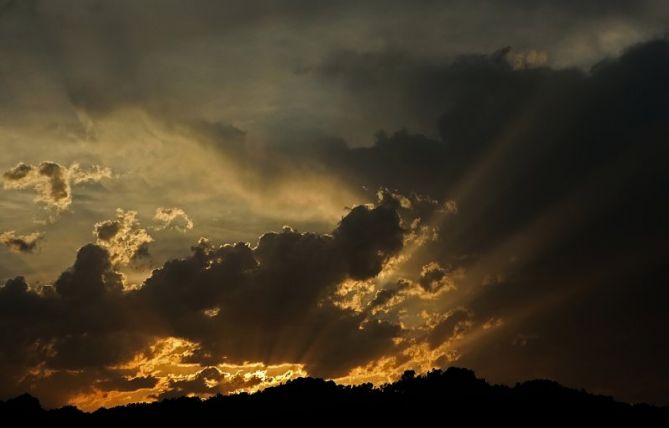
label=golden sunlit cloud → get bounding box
[153,207,194,232]
[67,337,308,412]
[0,3,667,410]
[0,230,44,254]
[2,162,111,212]
[94,209,153,267]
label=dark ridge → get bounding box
[1,368,666,424]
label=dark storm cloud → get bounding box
[0,197,409,406]
[0,263,168,405]
[308,38,669,260]
[0,0,668,409]
[0,245,155,406]
[308,39,669,403]
[333,202,404,280]
[53,243,123,299]
[1,0,666,139]
[139,200,404,377]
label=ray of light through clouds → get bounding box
[1,0,669,410]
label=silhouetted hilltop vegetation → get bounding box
[1,368,666,424]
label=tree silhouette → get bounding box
[0,367,666,424]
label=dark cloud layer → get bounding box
[140,200,404,377]
[2,0,667,141]
[3,38,669,405]
[0,0,668,409]
[306,39,669,403]
[0,198,407,406]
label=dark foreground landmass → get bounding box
[1,368,666,424]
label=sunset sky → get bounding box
[1,0,668,410]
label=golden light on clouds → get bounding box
[2,162,111,212]
[66,337,308,412]
[1,3,667,410]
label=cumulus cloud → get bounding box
[117,33,669,405]
[0,231,44,254]
[2,162,111,211]
[0,197,411,406]
[304,40,669,405]
[54,243,125,299]
[140,199,405,377]
[93,209,153,267]
[0,246,154,406]
[0,1,668,407]
[153,207,194,232]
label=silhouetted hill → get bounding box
[1,368,666,424]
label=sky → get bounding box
[0,0,668,410]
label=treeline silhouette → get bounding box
[1,368,666,424]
